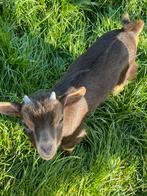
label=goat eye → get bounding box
[59,116,64,124]
[22,122,33,134]
[25,128,33,134]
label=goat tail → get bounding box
[122,13,130,25]
[122,13,144,36]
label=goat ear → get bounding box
[0,102,22,116]
[63,87,86,106]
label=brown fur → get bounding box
[0,14,144,160]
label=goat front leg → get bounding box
[61,125,86,154]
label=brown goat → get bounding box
[0,14,144,160]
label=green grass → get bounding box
[0,0,147,195]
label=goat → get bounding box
[0,14,144,160]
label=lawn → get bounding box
[0,0,147,195]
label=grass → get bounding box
[0,0,147,195]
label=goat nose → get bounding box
[40,144,52,154]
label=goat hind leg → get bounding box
[113,62,138,95]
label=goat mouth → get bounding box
[37,148,57,160]
[40,154,55,160]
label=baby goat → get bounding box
[0,14,144,160]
